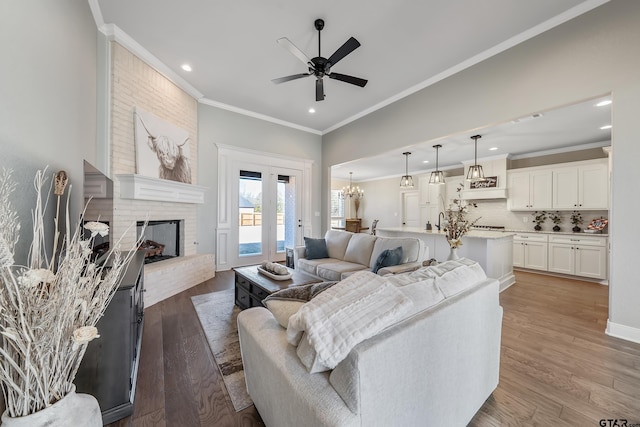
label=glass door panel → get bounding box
[238,170,263,258]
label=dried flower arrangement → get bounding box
[443,184,481,248]
[0,168,141,418]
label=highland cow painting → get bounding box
[134,108,192,184]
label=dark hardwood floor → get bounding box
[107,269,640,427]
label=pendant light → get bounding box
[400,152,414,188]
[428,144,445,185]
[466,134,485,182]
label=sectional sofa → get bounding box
[293,229,425,280]
[237,258,503,426]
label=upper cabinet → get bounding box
[553,162,608,209]
[508,159,609,211]
[507,170,552,211]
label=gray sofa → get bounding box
[294,229,425,280]
[237,259,503,427]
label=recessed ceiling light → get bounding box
[181,64,192,72]
[596,100,612,107]
[489,147,498,151]
[600,125,612,130]
[308,108,316,113]
[422,160,429,164]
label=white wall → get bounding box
[197,103,323,255]
[0,0,97,263]
[322,1,640,340]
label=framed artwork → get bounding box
[469,176,497,189]
[134,107,192,184]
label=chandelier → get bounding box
[400,152,414,188]
[339,172,364,199]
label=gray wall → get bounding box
[322,1,640,336]
[0,0,98,264]
[197,104,323,255]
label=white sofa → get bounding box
[237,259,503,427]
[294,229,425,281]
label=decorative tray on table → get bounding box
[257,265,292,281]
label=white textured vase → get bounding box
[447,247,460,261]
[1,386,102,427]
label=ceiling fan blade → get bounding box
[271,73,312,84]
[328,72,368,87]
[326,37,361,68]
[277,37,314,69]
[316,79,325,102]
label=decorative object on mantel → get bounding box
[469,176,497,189]
[466,135,486,182]
[570,210,584,233]
[400,152,414,188]
[532,210,547,231]
[428,144,445,185]
[134,107,192,184]
[443,184,481,260]
[0,168,142,426]
[339,172,364,218]
[550,211,562,232]
[587,217,608,233]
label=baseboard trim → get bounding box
[498,273,516,293]
[606,320,640,344]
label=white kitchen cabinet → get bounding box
[507,170,552,211]
[552,161,608,209]
[548,235,607,280]
[513,233,548,271]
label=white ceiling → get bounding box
[332,96,612,181]
[95,0,606,135]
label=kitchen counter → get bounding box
[378,226,516,239]
[503,228,608,237]
[377,226,515,291]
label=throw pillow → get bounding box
[372,246,403,274]
[263,281,337,328]
[304,237,329,260]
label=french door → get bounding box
[236,165,302,266]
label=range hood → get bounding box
[460,187,508,200]
[459,155,509,200]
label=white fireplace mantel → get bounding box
[116,174,207,204]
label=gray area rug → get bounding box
[191,289,253,412]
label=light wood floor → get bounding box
[107,270,640,426]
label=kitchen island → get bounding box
[377,227,515,291]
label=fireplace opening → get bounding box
[137,220,182,264]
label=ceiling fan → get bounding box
[272,18,368,102]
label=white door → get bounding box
[513,241,525,268]
[236,166,302,266]
[579,163,608,209]
[530,170,553,209]
[548,243,574,275]
[402,192,420,227]
[575,245,607,279]
[524,241,548,270]
[508,172,531,210]
[553,167,578,209]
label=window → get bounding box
[330,190,344,227]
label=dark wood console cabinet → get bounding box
[75,250,145,425]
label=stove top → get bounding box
[471,225,506,231]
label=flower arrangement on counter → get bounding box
[532,210,547,231]
[549,211,563,232]
[0,168,141,418]
[443,184,481,248]
[570,211,584,232]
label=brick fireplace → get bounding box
[107,41,215,306]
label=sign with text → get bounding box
[470,176,498,189]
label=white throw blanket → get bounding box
[287,271,413,371]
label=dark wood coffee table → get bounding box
[233,265,322,310]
